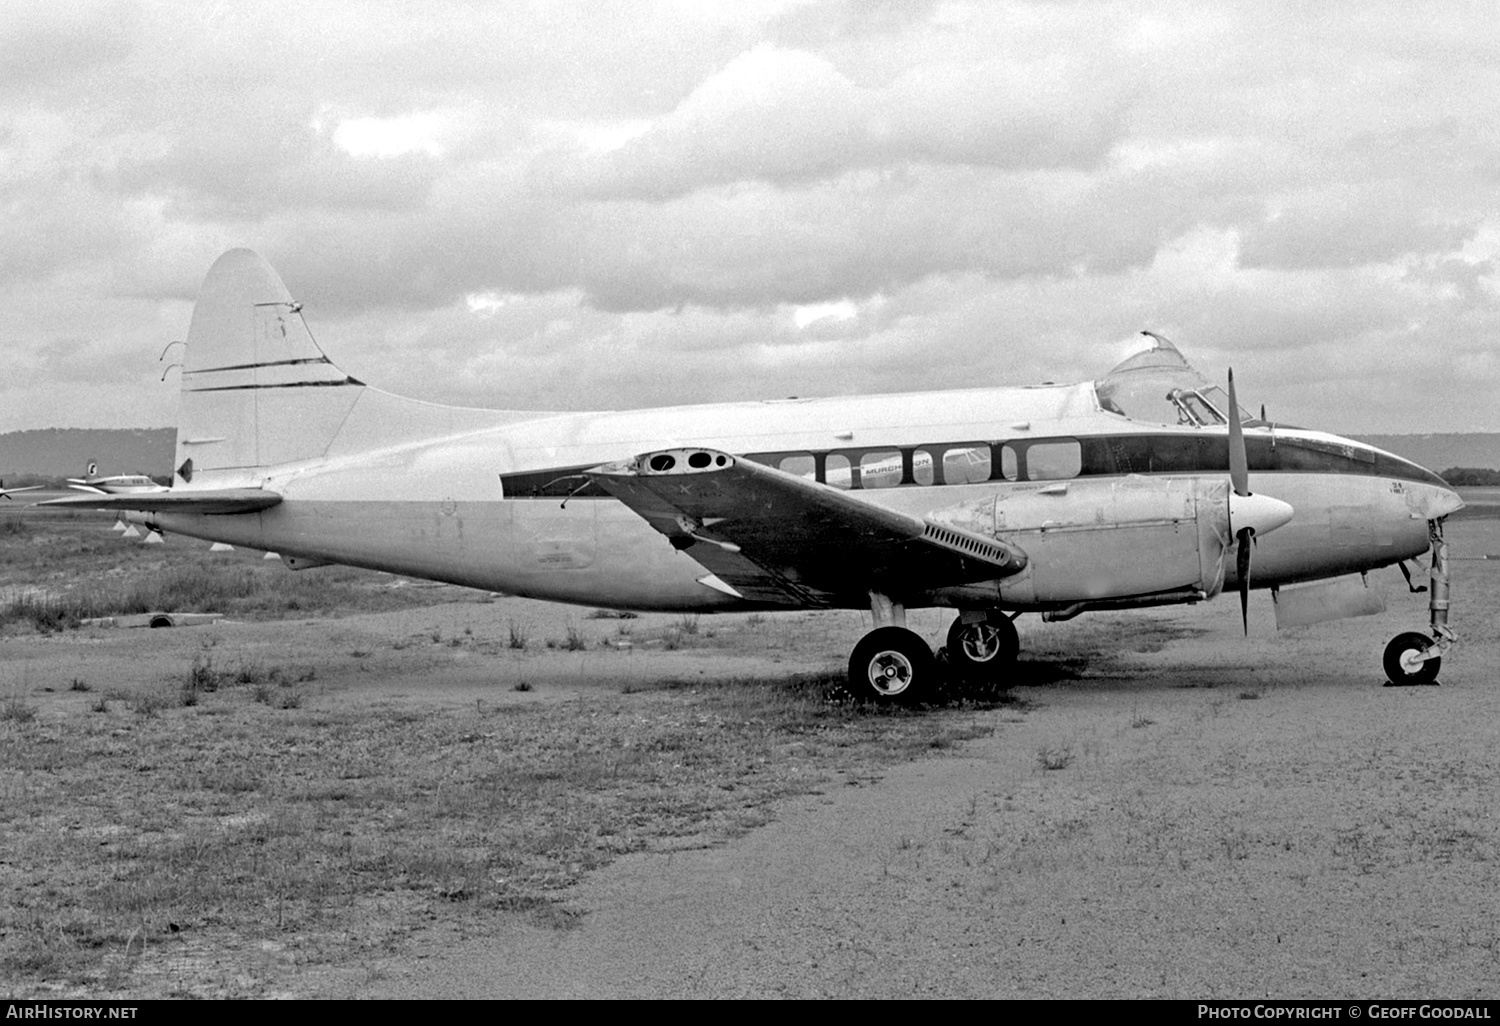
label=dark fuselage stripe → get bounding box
[187,377,364,393]
[186,357,334,375]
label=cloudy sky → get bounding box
[3,0,1497,435]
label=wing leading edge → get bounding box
[586,448,1026,606]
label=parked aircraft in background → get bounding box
[44,250,1462,699]
[67,463,169,496]
[1,480,43,500]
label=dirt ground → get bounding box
[4,517,1498,998]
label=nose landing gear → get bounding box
[1384,518,1454,686]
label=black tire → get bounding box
[1383,632,1440,686]
[848,627,935,703]
[945,613,1019,686]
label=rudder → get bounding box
[175,249,365,483]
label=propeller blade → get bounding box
[1236,527,1253,635]
[1228,368,1248,497]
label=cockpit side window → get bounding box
[1168,388,1228,427]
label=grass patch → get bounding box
[1,666,996,998]
[0,514,488,634]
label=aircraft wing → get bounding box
[39,489,282,515]
[586,448,1025,606]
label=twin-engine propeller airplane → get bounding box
[44,250,1462,700]
[67,462,169,496]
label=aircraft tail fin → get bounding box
[175,249,366,484]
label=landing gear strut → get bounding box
[945,611,1020,687]
[1384,517,1455,686]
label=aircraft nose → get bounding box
[1229,491,1295,537]
[1432,482,1465,520]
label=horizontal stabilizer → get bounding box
[40,489,283,515]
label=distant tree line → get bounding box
[1439,467,1500,486]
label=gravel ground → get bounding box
[340,525,1500,999]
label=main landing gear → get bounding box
[846,593,935,702]
[945,611,1020,686]
[1383,517,1455,687]
[846,594,1020,703]
[848,627,934,701]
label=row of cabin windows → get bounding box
[746,439,1083,490]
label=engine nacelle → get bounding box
[928,476,1232,606]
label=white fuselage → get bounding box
[149,381,1460,612]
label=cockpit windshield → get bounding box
[1095,332,1259,428]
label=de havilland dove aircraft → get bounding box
[46,250,1463,700]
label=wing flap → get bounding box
[587,448,1025,603]
[39,489,283,515]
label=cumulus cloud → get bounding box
[3,0,1499,434]
[557,43,1132,201]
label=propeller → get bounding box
[1224,369,1294,633]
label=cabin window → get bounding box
[943,445,992,484]
[999,445,1020,481]
[825,453,853,489]
[1024,439,1082,480]
[858,450,904,489]
[912,449,936,485]
[777,454,816,479]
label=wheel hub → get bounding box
[1399,647,1427,673]
[961,624,1003,662]
[868,652,913,695]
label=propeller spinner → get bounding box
[1225,369,1294,632]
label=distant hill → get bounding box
[0,428,175,481]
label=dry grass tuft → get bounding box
[2,687,37,724]
[1036,745,1074,771]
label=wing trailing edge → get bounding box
[586,447,1026,605]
